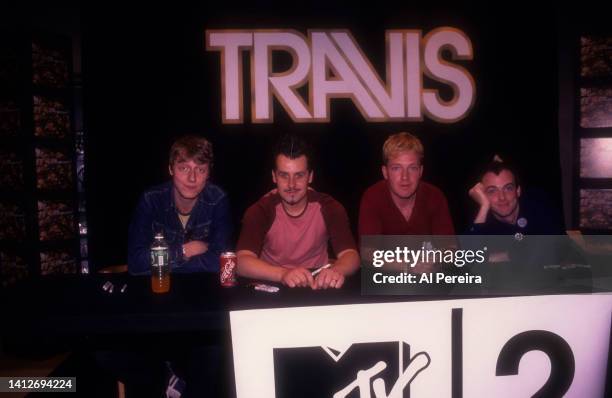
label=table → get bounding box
[1,272,609,397]
[0,272,415,338]
[0,266,598,339]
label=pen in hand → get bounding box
[311,263,332,277]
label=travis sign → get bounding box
[206,28,475,124]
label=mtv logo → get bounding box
[274,341,430,398]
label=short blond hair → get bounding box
[382,132,424,164]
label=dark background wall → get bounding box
[79,2,566,268]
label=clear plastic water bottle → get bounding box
[151,232,170,293]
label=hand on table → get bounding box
[313,268,345,290]
[182,240,208,259]
[488,251,510,263]
[280,267,314,288]
[410,261,437,274]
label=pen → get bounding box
[311,263,332,276]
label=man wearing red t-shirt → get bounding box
[237,135,360,289]
[359,132,455,238]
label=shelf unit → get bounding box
[0,31,88,287]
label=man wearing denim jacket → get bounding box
[128,135,232,275]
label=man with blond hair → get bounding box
[358,132,455,238]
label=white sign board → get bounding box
[230,295,611,397]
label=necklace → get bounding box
[283,201,308,218]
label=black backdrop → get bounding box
[81,2,564,269]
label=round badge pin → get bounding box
[517,217,528,228]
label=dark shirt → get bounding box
[465,190,565,267]
[128,181,232,275]
[467,189,564,236]
[359,180,455,236]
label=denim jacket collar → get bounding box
[166,181,208,229]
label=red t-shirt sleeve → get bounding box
[321,197,357,255]
[236,201,271,255]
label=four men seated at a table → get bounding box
[120,131,565,397]
[128,131,564,285]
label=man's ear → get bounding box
[517,185,522,198]
[382,165,388,180]
[168,164,173,176]
[308,170,313,184]
[271,169,277,184]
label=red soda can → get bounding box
[220,252,237,287]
